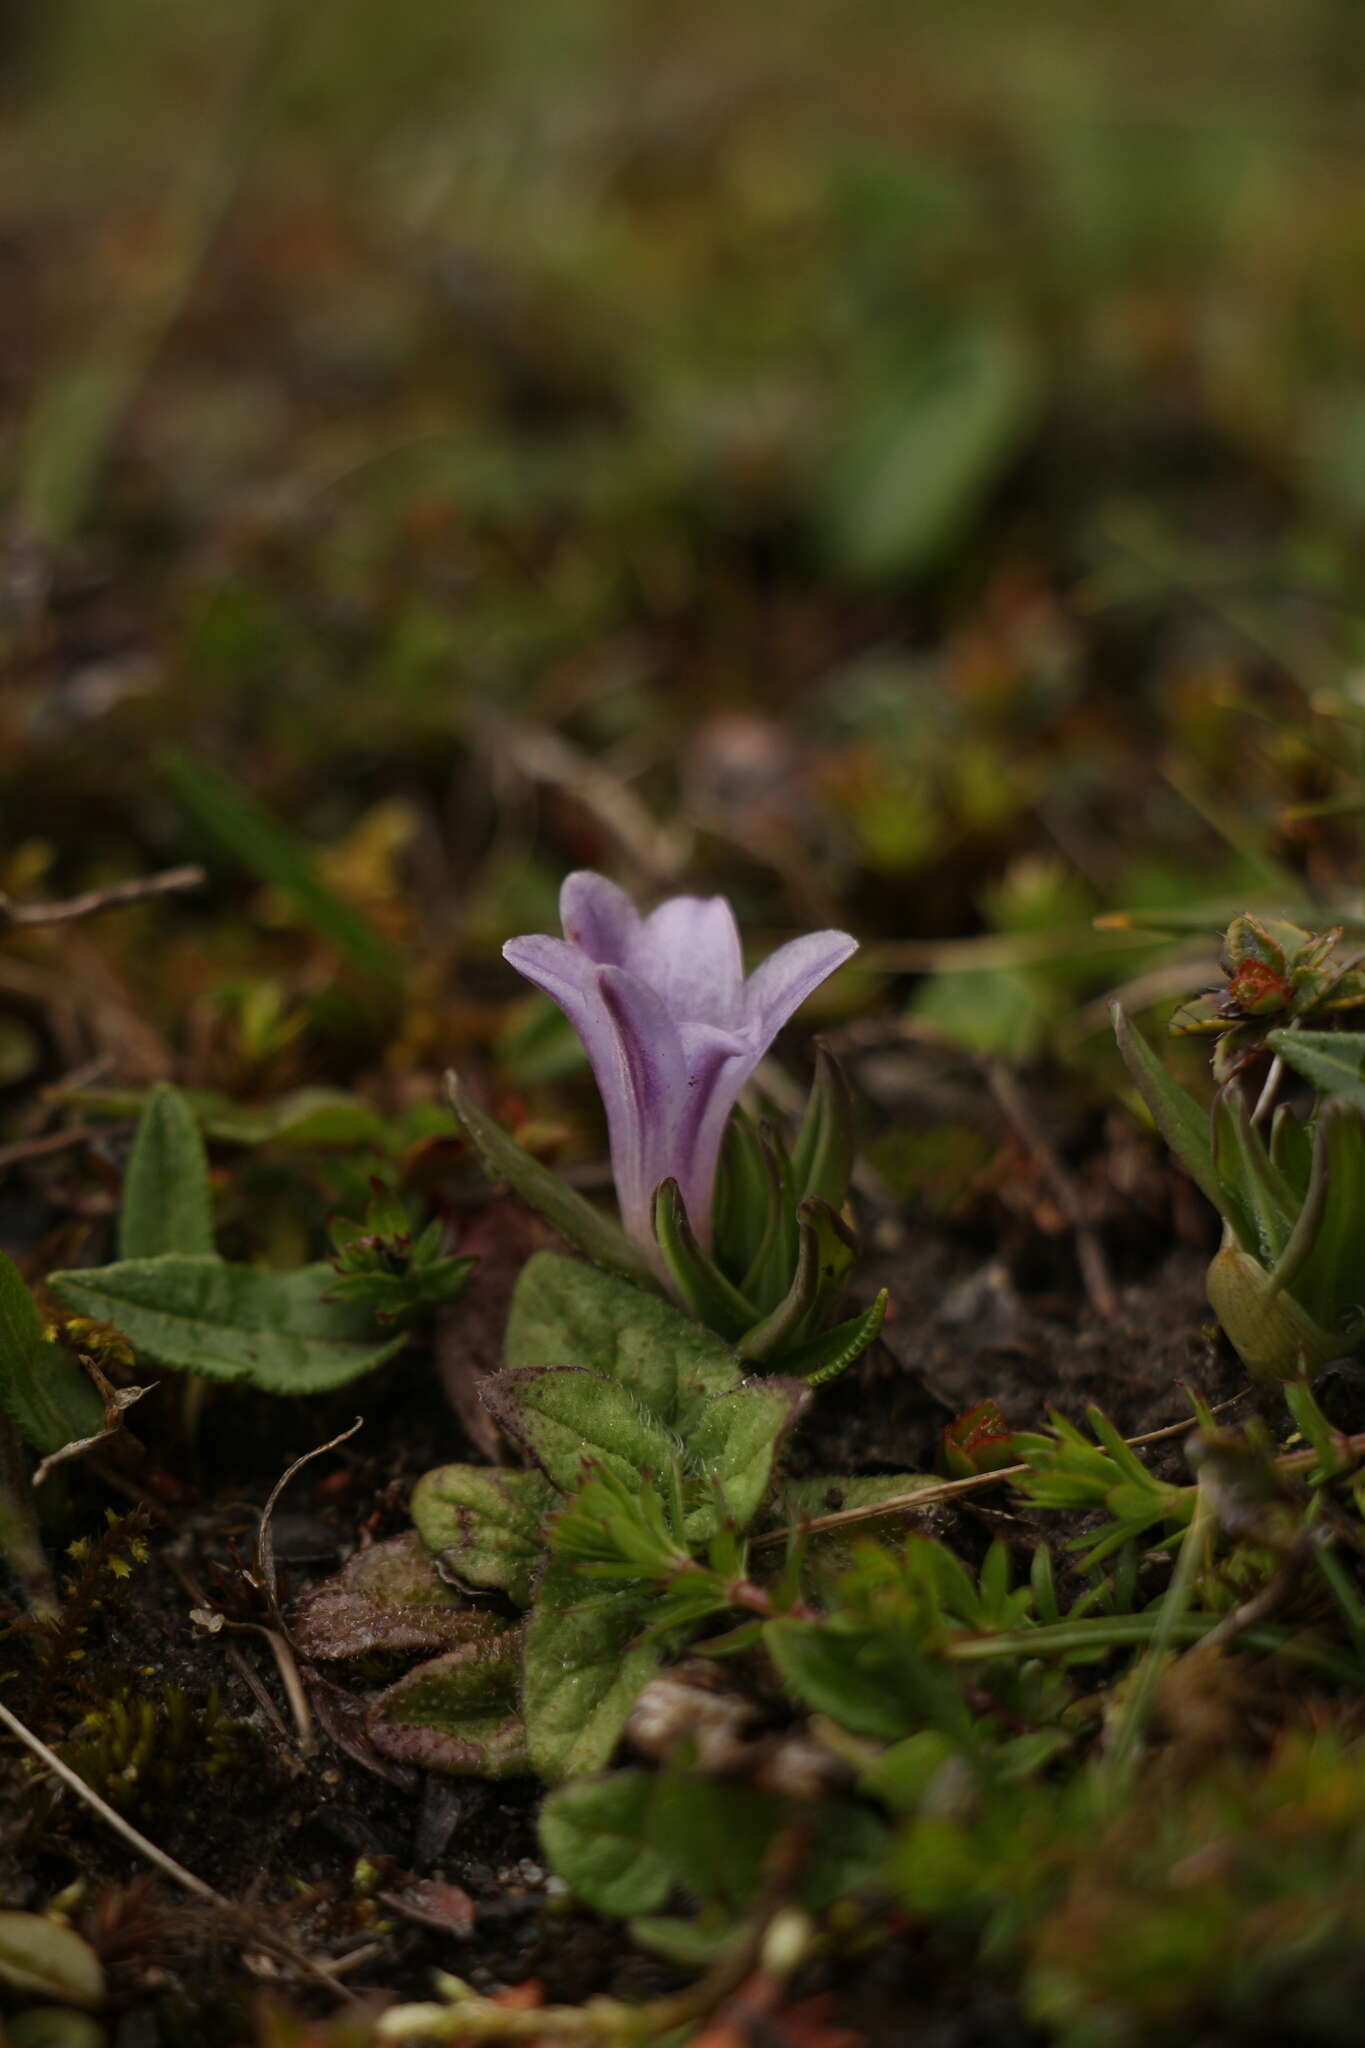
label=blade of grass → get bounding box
[162,752,401,983]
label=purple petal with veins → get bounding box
[503,874,856,1261]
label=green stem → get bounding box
[1106,1491,1208,1779]
[946,1608,1361,1687]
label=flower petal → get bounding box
[560,871,639,966]
[628,895,745,1029]
[742,930,858,1045]
[502,934,599,1013]
[671,1021,758,1244]
[595,967,690,1252]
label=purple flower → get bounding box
[503,873,857,1255]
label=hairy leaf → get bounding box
[291,1532,505,1664]
[482,1366,682,1496]
[119,1081,215,1260]
[505,1252,738,1432]
[522,1559,662,1780]
[49,1256,403,1393]
[367,1633,527,1776]
[780,1289,889,1386]
[684,1378,808,1539]
[1268,1028,1365,1113]
[410,1464,556,1607]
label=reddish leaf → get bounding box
[940,1397,1014,1478]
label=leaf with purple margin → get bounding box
[367,1632,527,1777]
[410,1465,555,1607]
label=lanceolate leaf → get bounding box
[791,1045,856,1211]
[1268,1028,1365,1113]
[0,1253,104,1455]
[1287,1102,1365,1331]
[780,1290,888,1386]
[651,1178,756,1342]
[410,1465,556,1607]
[1211,1088,1295,1267]
[119,1081,215,1260]
[1113,1006,1248,1240]
[49,1256,404,1393]
[504,1252,739,1432]
[447,1073,657,1290]
[737,1198,856,1362]
[163,750,401,983]
[522,1559,663,1781]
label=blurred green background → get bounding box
[2,0,1364,1096]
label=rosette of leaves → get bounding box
[326,1178,475,1327]
[403,1253,920,1782]
[48,1084,466,1393]
[1115,1005,1365,1386]
[1172,914,1365,1082]
[448,1051,887,1384]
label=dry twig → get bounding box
[0,864,205,930]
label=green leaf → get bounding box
[816,318,1039,581]
[1269,1105,1314,1200]
[162,751,401,983]
[645,1770,783,1913]
[737,1199,857,1363]
[1211,1088,1296,1267]
[1289,1103,1365,1330]
[0,1912,103,2007]
[0,1254,104,1455]
[684,1379,808,1539]
[765,1617,916,1742]
[119,1082,215,1260]
[791,1046,856,1210]
[48,1256,404,1393]
[712,1109,776,1286]
[1205,1241,1344,1387]
[366,1633,527,1776]
[797,1801,892,1910]
[57,1084,392,1151]
[1268,1029,1365,1112]
[538,1771,671,1917]
[447,1075,657,1290]
[652,1178,757,1342]
[1113,1006,1247,1239]
[410,1464,556,1607]
[522,1559,662,1781]
[505,1252,739,1432]
[779,1290,888,1386]
[482,1366,681,1497]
